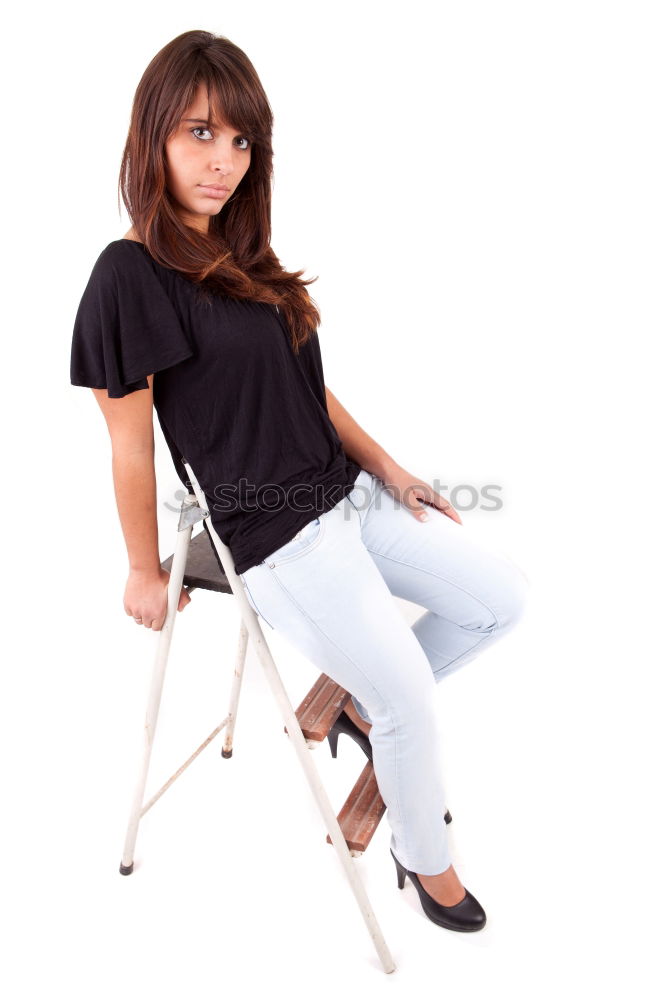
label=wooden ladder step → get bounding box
[326,761,386,854]
[284,673,350,743]
[283,673,384,854]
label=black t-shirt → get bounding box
[70,239,361,574]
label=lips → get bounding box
[199,184,230,195]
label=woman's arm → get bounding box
[92,379,161,574]
[325,385,462,525]
[91,375,191,628]
[325,385,400,481]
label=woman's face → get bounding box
[165,81,252,233]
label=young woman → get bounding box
[70,29,528,933]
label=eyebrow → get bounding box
[181,117,240,132]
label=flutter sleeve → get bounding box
[70,242,194,398]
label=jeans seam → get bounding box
[366,548,501,630]
[418,633,496,680]
[345,495,362,528]
[242,576,275,630]
[267,568,407,849]
[347,468,379,527]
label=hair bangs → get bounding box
[199,65,266,146]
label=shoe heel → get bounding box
[391,850,407,890]
[327,729,339,758]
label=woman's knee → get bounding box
[369,674,439,731]
[494,561,530,632]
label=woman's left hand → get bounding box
[380,466,463,525]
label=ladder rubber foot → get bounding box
[221,747,233,758]
[119,861,134,875]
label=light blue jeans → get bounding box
[239,468,529,875]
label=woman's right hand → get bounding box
[124,567,192,630]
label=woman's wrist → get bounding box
[128,562,163,577]
[366,455,402,483]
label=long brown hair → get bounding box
[118,29,320,352]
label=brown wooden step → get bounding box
[284,673,350,742]
[326,761,386,854]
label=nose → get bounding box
[208,138,237,177]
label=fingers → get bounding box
[412,489,464,525]
[428,496,464,525]
[414,500,430,522]
[130,616,161,629]
[130,595,191,629]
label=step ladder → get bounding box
[286,673,386,855]
[118,456,397,974]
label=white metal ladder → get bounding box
[118,456,396,974]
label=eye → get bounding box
[189,127,251,149]
[190,127,214,141]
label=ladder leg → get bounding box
[245,616,396,974]
[179,458,395,972]
[119,519,193,875]
[220,619,250,758]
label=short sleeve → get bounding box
[70,242,194,398]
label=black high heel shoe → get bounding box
[327,708,373,761]
[390,848,486,932]
[327,708,453,825]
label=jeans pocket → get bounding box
[264,514,326,568]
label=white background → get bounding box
[2,1,664,996]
